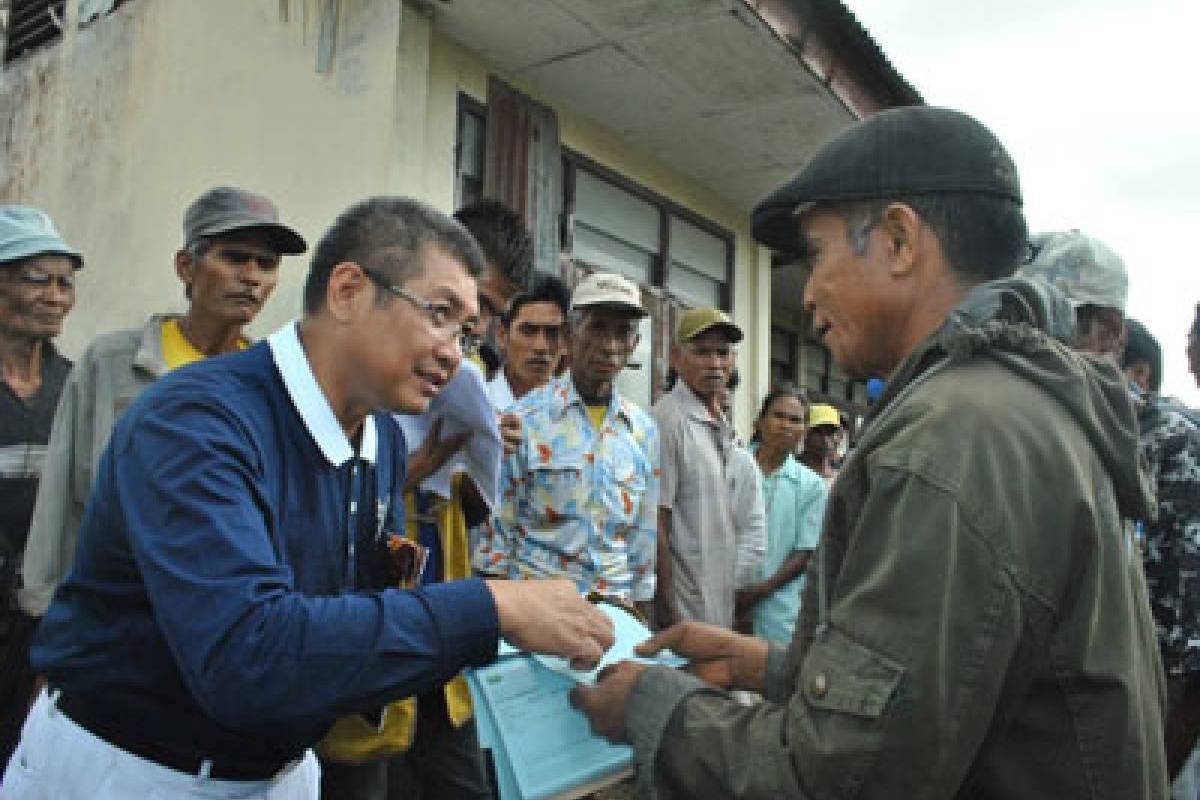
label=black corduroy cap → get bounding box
[752,106,1022,252]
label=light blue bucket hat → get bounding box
[0,205,83,268]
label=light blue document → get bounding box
[467,603,685,799]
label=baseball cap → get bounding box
[1017,230,1127,312]
[0,205,83,268]
[808,403,841,429]
[183,187,307,254]
[675,307,743,344]
[570,271,647,317]
[752,106,1022,253]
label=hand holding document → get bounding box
[468,602,685,800]
[394,359,503,509]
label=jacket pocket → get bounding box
[795,626,904,797]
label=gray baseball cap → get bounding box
[0,205,82,268]
[1017,230,1127,312]
[183,187,307,254]
[752,106,1022,253]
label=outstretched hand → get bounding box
[570,661,647,743]
[486,579,614,670]
[636,621,769,691]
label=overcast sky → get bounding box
[843,0,1200,403]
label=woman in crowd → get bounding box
[734,384,829,645]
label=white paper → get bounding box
[394,359,503,510]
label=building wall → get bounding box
[0,0,770,433]
[0,0,406,354]
[428,27,769,433]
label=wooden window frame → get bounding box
[561,148,734,311]
[453,92,487,209]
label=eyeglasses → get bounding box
[770,411,806,425]
[4,265,76,292]
[361,266,481,356]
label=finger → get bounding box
[569,638,604,671]
[635,624,685,657]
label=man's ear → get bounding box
[878,202,922,278]
[325,262,374,323]
[174,249,194,287]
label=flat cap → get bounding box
[752,106,1022,252]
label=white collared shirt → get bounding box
[268,320,377,466]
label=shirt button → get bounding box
[812,672,828,698]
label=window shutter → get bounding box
[484,77,561,276]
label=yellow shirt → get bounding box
[161,319,247,371]
[586,404,608,430]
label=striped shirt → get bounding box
[0,343,70,601]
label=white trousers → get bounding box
[0,690,320,799]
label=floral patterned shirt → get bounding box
[476,374,659,601]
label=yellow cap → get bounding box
[675,307,743,344]
[808,404,841,429]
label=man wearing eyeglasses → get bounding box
[18,187,303,628]
[479,272,659,620]
[0,205,81,773]
[6,197,612,799]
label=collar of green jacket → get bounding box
[869,276,1155,523]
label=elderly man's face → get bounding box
[0,254,77,341]
[800,210,898,379]
[675,330,736,404]
[177,230,282,328]
[568,307,640,402]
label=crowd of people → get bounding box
[1,104,1198,799]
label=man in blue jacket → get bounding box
[2,197,611,800]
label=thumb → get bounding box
[568,683,591,711]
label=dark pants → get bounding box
[320,692,493,800]
[0,606,38,770]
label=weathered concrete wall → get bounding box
[0,0,405,355]
[0,0,770,432]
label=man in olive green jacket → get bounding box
[573,107,1167,798]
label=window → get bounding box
[562,151,733,410]
[455,94,486,209]
[770,327,796,386]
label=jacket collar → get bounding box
[268,320,377,466]
[132,314,177,380]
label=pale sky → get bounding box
[844,0,1200,404]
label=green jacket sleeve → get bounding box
[627,463,1027,799]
